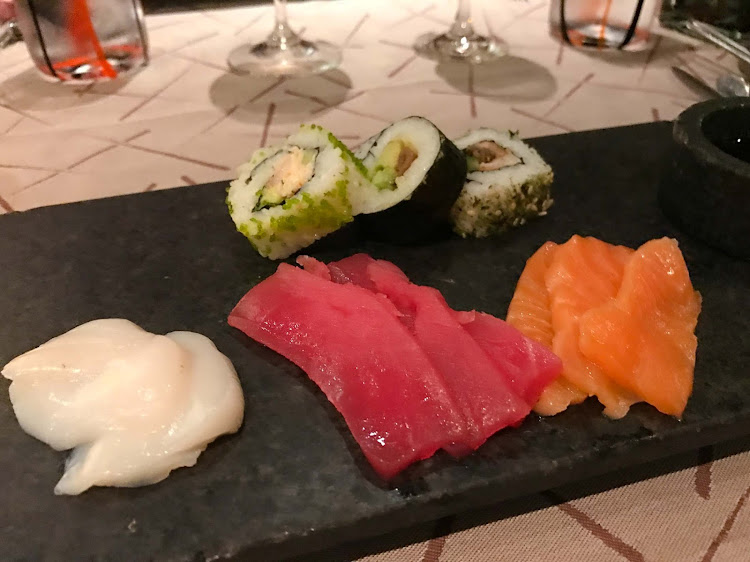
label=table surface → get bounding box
[0,1,749,561]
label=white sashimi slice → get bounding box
[162,331,245,451]
[2,319,154,382]
[1,319,245,495]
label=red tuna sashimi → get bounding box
[321,255,531,451]
[319,254,562,411]
[368,266,530,450]
[326,253,408,289]
[228,263,469,479]
[296,255,331,280]
[454,310,562,407]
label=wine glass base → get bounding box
[415,32,508,64]
[228,39,342,77]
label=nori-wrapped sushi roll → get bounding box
[353,116,466,242]
[226,125,367,260]
[451,128,554,238]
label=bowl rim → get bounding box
[673,97,750,177]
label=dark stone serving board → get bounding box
[1,121,749,562]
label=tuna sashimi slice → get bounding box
[455,310,562,407]
[579,238,701,418]
[228,263,469,479]
[545,236,640,419]
[506,242,587,415]
[324,256,563,409]
[320,254,537,450]
[366,262,530,450]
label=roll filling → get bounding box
[352,116,467,242]
[253,147,318,210]
[464,140,523,172]
[227,125,366,260]
[451,128,554,238]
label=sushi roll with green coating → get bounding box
[227,125,366,260]
[451,128,554,238]
[353,116,467,242]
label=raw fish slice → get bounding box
[579,238,701,418]
[364,261,531,451]
[55,332,244,495]
[506,242,559,347]
[534,377,589,417]
[2,320,174,451]
[329,253,408,289]
[506,242,587,414]
[296,255,331,281]
[228,264,469,479]
[546,236,639,418]
[2,319,154,384]
[326,254,562,412]
[3,320,244,495]
[455,310,562,407]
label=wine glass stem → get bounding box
[270,0,300,47]
[447,0,476,40]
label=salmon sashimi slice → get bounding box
[507,241,559,348]
[506,241,587,415]
[534,376,589,416]
[578,238,701,418]
[546,236,639,418]
[228,263,470,479]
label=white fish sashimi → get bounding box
[1,319,245,495]
[2,319,154,382]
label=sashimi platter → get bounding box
[1,118,749,561]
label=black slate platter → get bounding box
[1,121,749,562]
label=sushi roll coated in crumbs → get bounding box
[451,128,554,238]
[227,124,368,260]
[354,116,467,242]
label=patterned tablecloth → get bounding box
[1,1,749,561]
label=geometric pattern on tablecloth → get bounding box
[0,0,736,214]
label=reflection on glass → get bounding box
[228,0,341,77]
[414,0,506,64]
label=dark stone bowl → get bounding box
[660,97,750,260]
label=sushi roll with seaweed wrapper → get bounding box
[451,128,554,238]
[226,125,368,260]
[353,116,467,242]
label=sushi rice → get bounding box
[352,116,467,242]
[226,124,368,260]
[451,128,554,238]
[353,116,465,216]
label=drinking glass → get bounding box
[549,0,661,50]
[227,0,341,77]
[0,0,149,81]
[414,0,506,63]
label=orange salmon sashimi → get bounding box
[506,241,587,415]
[545,236,640,418]
[579,238,701,418]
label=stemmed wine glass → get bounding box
[415,0,506,63]
[228,0,341,77]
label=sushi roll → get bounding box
[227,125,367,260]
[451,128,554,238]
[353,116,467,242]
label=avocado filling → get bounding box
[465,140,522,172]
[254,147,317,211]
[370,139,419,191]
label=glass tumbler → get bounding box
[549,0,661,50]
[2,0,149,81]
